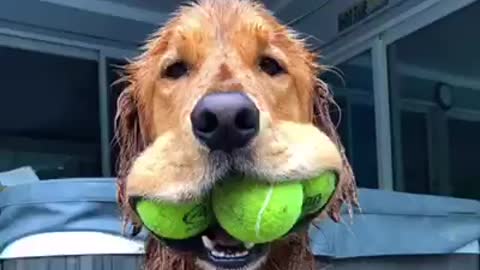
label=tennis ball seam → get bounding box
[255,183,274,240]
[212,179,304,244]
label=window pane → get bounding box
[323,52,374,93]
[330,96,349,158]
[351,104,378,189]
[400,111,430,194]
[323,51,378,188]
[107,58,128,176]
[0,47,100,179]
[448,119,480,200]
[388,1,480,200]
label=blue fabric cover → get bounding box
[309,188,480,258]
[0,178,147,251]
[1,179,479,258]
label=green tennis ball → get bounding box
[212,176,304,244]
[301,171,338,217]
[136,199,213,240]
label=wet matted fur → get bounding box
[114,1,357,269]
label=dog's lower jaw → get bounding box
[195,255,267,270]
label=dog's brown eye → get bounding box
[163,61,189,79]
[259,56,284,76]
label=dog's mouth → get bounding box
[156,224,268,269]
[198,225,268,269]
[129,144,339,270]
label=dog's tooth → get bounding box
[201,236,214,250]
[212,250,228,258]
[211,250,222,257]
[244,243,254,249]
[238,251,249,257]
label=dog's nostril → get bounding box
[235,108,257,130]
[197,111,219,133]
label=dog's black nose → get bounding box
[191,92,259,151]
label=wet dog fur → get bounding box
[114,1,357,269]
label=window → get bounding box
[388,2,480,200]
[0,47,100,179]
[322,51,378,189]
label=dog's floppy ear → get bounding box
[112,24,172,237]
[114,87,146,235]
[312,76,358,222]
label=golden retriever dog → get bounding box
[115,0,357,269]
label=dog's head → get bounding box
[115,1,357,269]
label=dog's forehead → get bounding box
[175,1,278,45]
